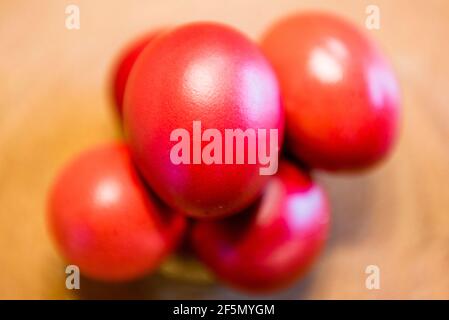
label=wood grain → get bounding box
[0,0,448,299]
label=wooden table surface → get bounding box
[0,0,448,299]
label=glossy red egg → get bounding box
[260,12,401,171]
[191,161,330,292]
[124,22,284,218]
[47,143,186,282]
[112,30,163,116]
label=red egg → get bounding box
[124,22,284,218]
[47,143,186,282]
[261,12,401,171]
[112,30,163,116]
[191,161,330,292]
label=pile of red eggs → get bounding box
[48,11,400,293]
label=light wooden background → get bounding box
[0,0,448,299]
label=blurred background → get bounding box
[0,0,448,299]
